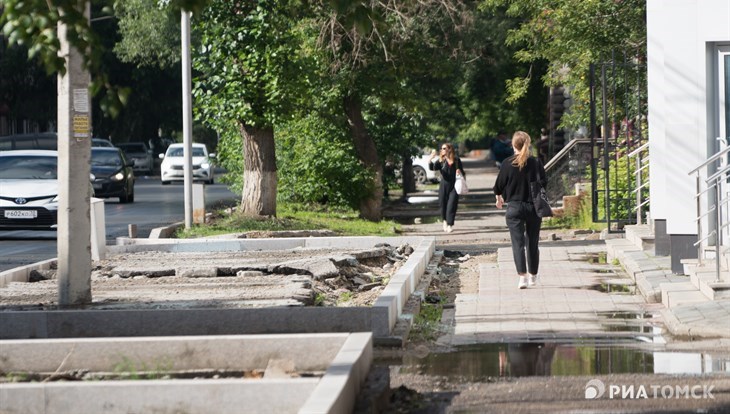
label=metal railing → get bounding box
[543,138,596,206]
[628,142,650,225]
[689,144,730,282]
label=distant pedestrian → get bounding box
[491,131,514,168]
[493,131,547,289]
[429,142,465,233]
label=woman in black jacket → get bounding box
[493,131,547,289]
[429,142,465,233]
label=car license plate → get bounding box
[93,183,102,190]
[4,210,37,219]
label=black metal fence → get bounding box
[589,53,648,232]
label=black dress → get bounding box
[429,157,465,226]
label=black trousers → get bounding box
[439,181,459,225]
[505,201,542,274]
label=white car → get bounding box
[0,150,59,230]
[411,153,440,185]
[159,143,215,185]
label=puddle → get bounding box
[392,343,730,380]
[586,282,636,294]
[584,252,608,264]
[591,269,615,274]
[392,216,441,225]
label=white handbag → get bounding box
[455,172,468,195]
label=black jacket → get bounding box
[493,156,547,203]
[429,157,465,186]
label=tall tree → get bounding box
[192,0,312,217]
[481,0,646,129]
[315,0,475,220]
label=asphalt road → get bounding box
[0,177,238,272]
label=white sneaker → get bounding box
[443,221,448,231]
[528,274,538,287]
[518,276,527,289]
[445,225,453,233]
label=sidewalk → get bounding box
[394,153,730,344]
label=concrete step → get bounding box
[660,281,710,308]
[681,258,698,276]
[625,224,655,253]
[605,238,641,263]
[689,269,730,300]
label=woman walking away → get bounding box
[429,142,465,233]
[493,131,547,289]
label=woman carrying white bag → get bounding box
[429,142,466,233]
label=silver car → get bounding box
[117,142,154,175]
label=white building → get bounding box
[647,0,730,272]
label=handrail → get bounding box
[630,142,650,225]
[695,205,717,221]
[705,163,730,184]
[694,230,717,247]
[627,142,649,158]
[688,144,730,175]
[544,138,593,171]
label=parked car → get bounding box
[159,143,215,185]
[412,152,440,185]
[0,133,57,151]
[1,133,114,151]
[90,147,135,203]
[0,150,59,230]
[92,138,114,148]
[117,142,154,175]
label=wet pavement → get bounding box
[379,154,730,412]
[440,244,660,345]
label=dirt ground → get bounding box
[0,242,416,310]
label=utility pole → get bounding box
[57,2,92,306]
[181,11,193,229]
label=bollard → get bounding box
[89,197,106,261]
[128,224,138,238]
[193,183,206,224]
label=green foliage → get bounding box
[544,193,606,232]
[314,293,326,306]
[178,202,400,238]
[211,124,245,194]
[276,114,373,209]
[594,153,648,223]
[192,0,312,131]
[481,0,646,130]
[337,291,354,304]
[113,0,182,69]
[410,298,445,342]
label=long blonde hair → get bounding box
[511,131,532,170]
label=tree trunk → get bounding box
[344,93,383,221]
[239,123,277,217]
[402,152,416,194]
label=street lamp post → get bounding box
[181,11,193,229]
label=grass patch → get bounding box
[410,294,445,342]
[177,203,401,238]
[544,193,607,232]
[337,291,354,305]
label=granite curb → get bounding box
[606,237,730,339]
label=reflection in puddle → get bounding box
[396,343,730,380]
[392,216,442,225]
[584,252,608,264]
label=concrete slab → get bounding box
[0,236,435,340]
[0,333,372,414]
